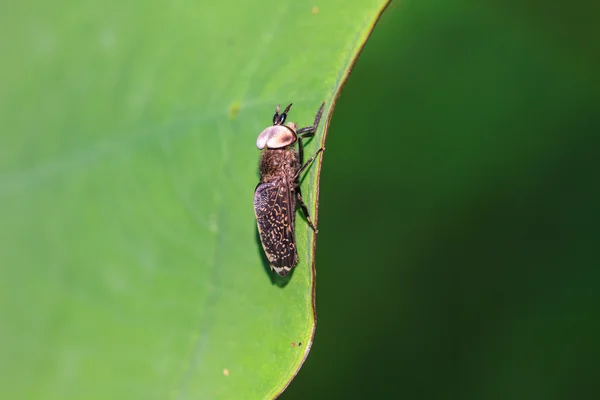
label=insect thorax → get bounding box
[258,148,299,183]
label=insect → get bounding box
[254,102,325,276]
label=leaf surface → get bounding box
[0,1,389,398]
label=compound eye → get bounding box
[257,125,297,149]
[267,127,296,148]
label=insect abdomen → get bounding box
[254,169,298,276]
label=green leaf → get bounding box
[0,1,389,398]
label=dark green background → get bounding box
[284,1,600,399]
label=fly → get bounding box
[254,102,325,276]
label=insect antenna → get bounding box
[279,103,293,124]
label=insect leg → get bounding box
[294,147,324,232]
[298,136,305,165]
[296,102,325,164]
[295,185,318,233]
[294,147,324,181]
[293,102,326,233]
[296,102,325,138]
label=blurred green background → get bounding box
[284,1,600,399]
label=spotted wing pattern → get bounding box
[254,177,298,276]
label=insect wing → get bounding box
[254,178,298,275]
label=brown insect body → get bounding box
[254,103,324,276]
[255,147,300,272]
